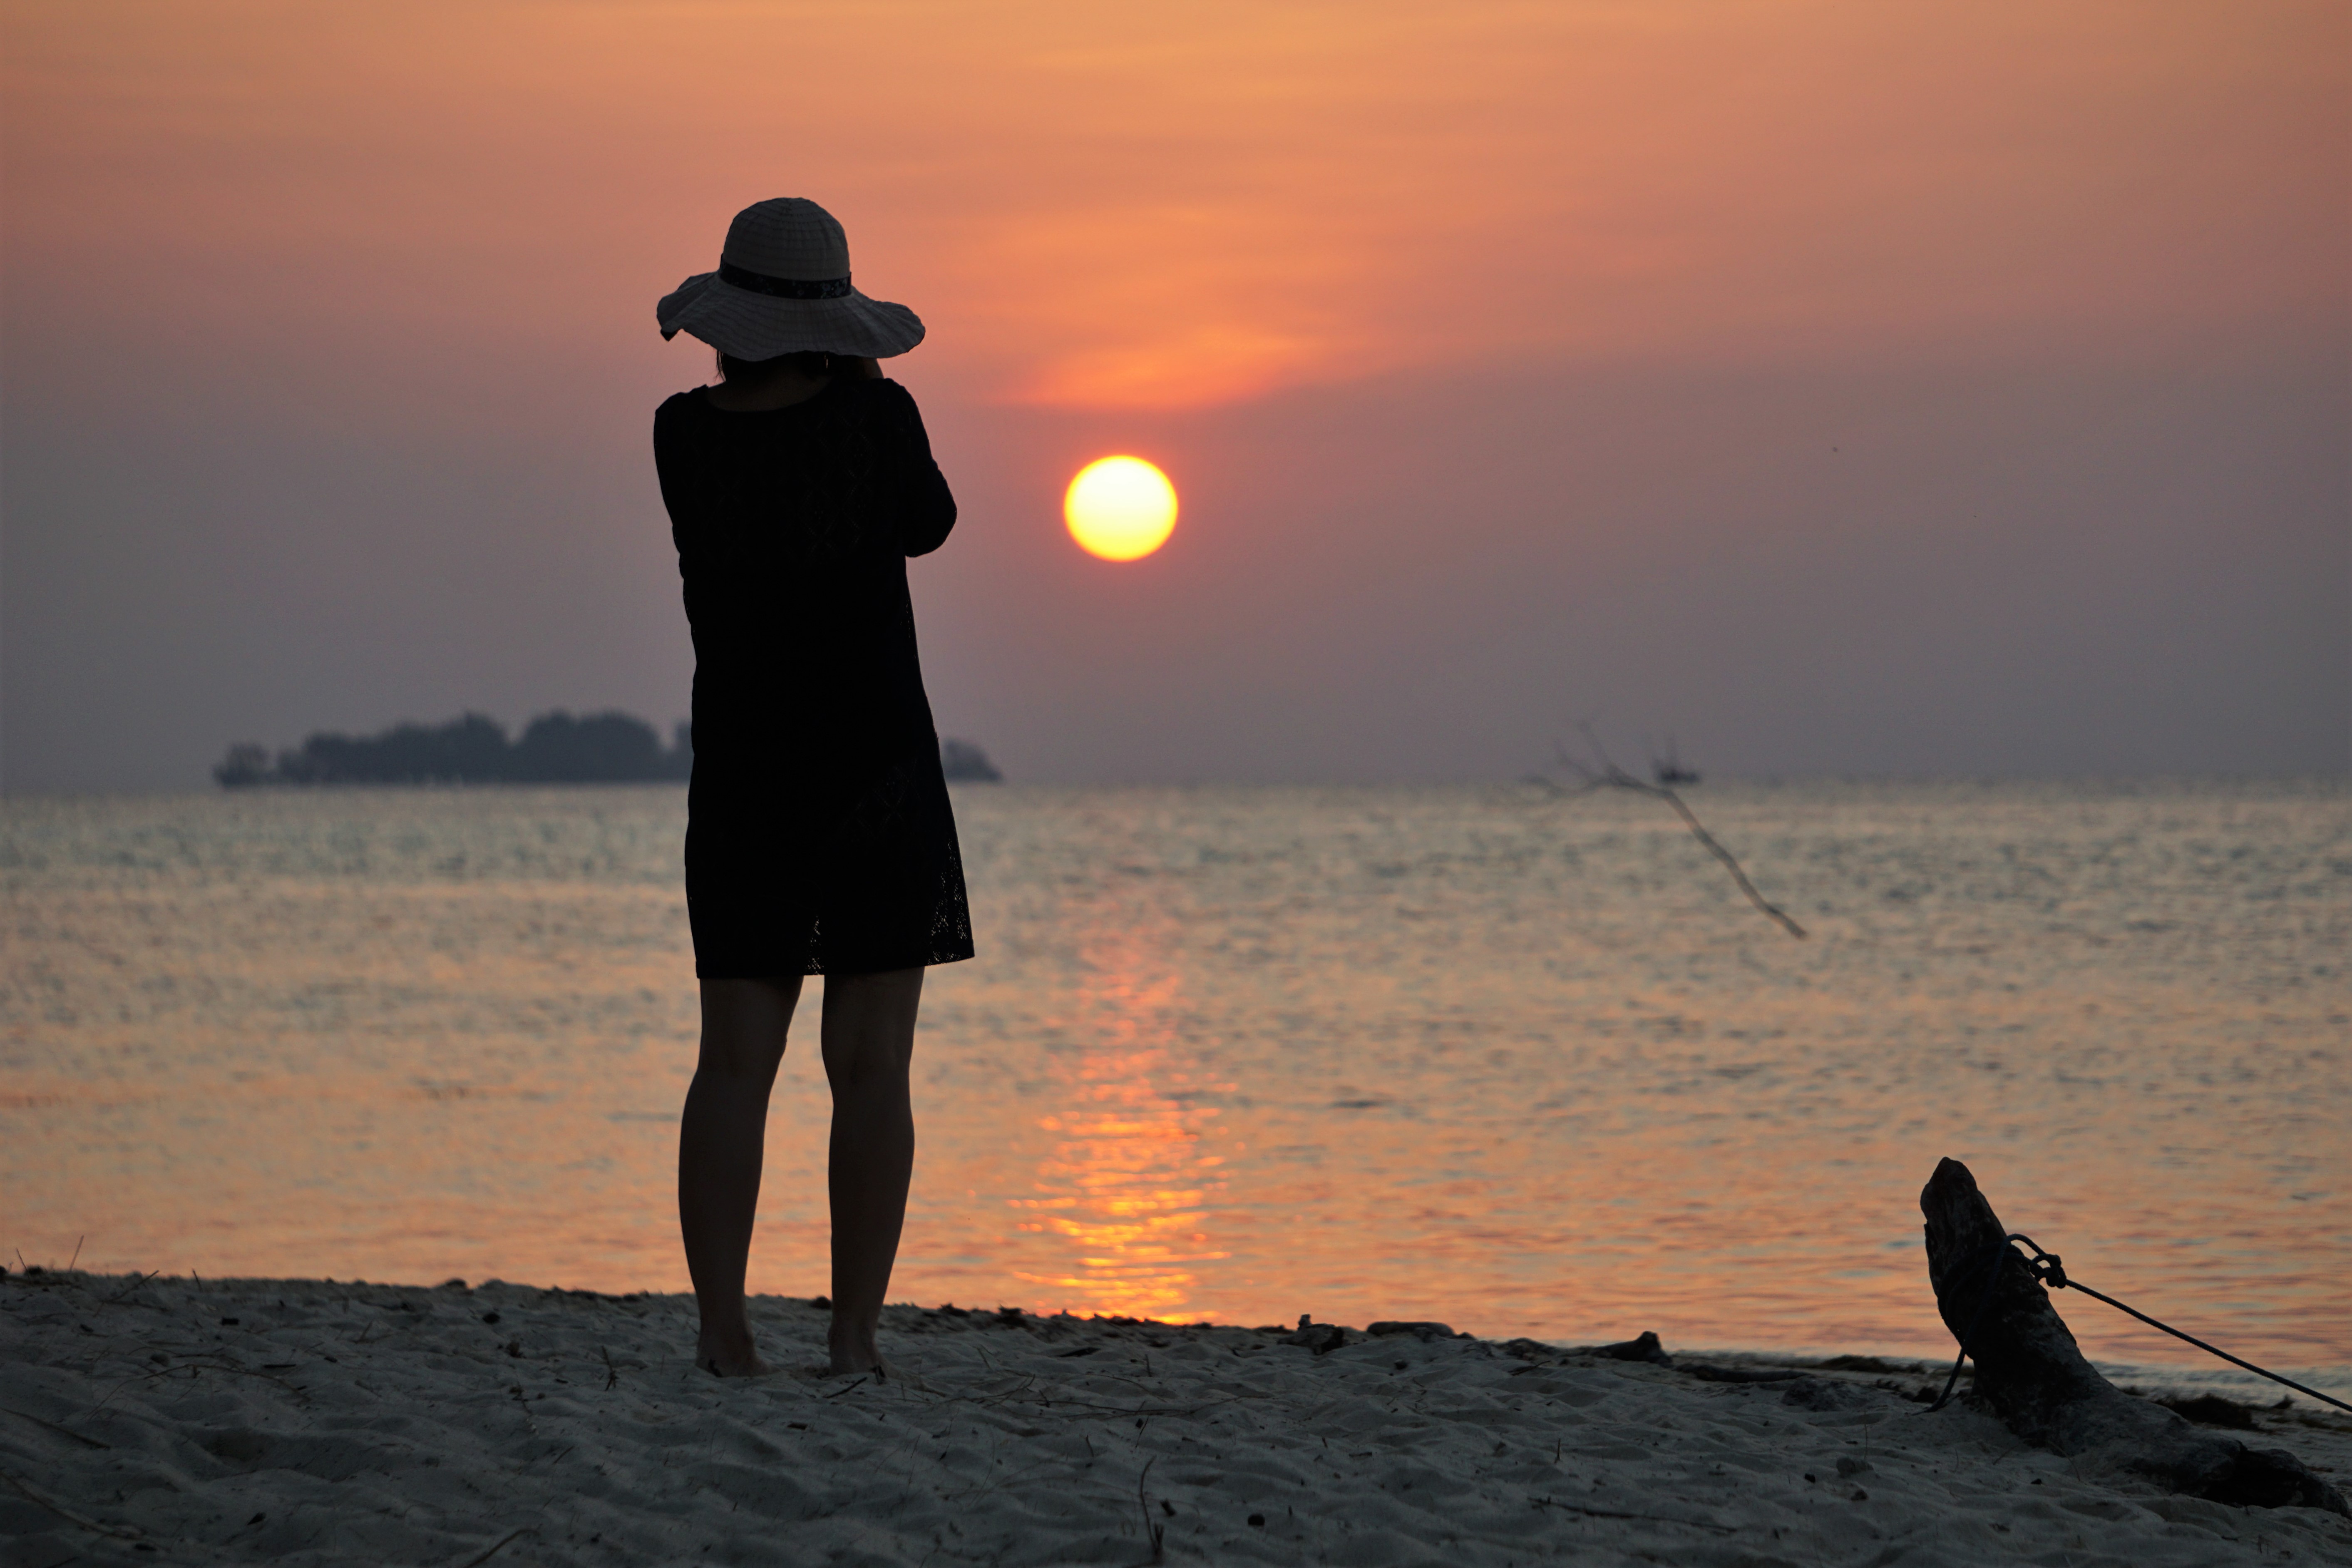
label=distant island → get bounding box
[939,739,1002,783]
[215,713,1002,787]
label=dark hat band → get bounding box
[718,259,853,300]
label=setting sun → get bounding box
[1064,457,1177,562]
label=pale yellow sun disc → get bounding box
[1065,456,1177,561]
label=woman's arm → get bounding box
[887,384,958,558]
[653,394,705,558]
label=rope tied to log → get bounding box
[1931,1232,2351,1416]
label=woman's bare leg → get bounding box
[679,975,802,1376]
[820,967,923,1373]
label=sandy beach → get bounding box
[4,1270,2346,1566]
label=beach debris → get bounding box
[1813,1354,1914,1374]
[1284,1315,1347,1354]
[0,1465,148,1543]
[1781,1377,1880,1411]
[1366,1321,1459,1342]
[1681,1363,1804,1384]
[1135,1460,1167,1562]
[103,1271,161,1305]
[452,1525,533,1568]
[1585,1331,1674,1366]
[2158,1393,2258,1430]
[206,1429,272,1464]
[2,1407,109,1451]
[1920,1156,2347,1515]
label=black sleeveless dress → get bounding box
[654,375,974,977]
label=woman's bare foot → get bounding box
[831,1352,894,1378]
[696,1328,776,1378]
[827,1313,889,1376]
[793,1357,890,1382]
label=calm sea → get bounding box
[5,780,2345,1394]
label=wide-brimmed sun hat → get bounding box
[656,197,924,360]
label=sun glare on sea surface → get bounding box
[1065,457,1177,561]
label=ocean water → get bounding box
[4,780,2345,1395]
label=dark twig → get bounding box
[1528,1494,1737,1533]
[1545,726,1806,939]
[102,1271,161,1306]
[0,1466,145,1541]
[1,1407,111,1449]
[1136,1459,1166,1563]
[920,1386,1249,1421]
[452,1527,533,1568]
[91,1357,308,1419]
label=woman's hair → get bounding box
[717,349,835,382]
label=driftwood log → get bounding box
[1921,1157,2345,1515]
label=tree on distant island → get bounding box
[217,716,1005,787]
[215,711,692,786]
[509,711,676,783]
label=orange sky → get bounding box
[8,1,2340,408]
[1,0,2344,788]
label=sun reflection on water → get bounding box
[1009,943,1229,1321]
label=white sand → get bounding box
[4,1271,2346,1566]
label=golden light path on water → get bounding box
[3,782,2346,1394]
[1011,927,1229,1320]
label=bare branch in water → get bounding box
[1537,725,1808,940]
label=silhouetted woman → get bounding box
[653,198,972,1377]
